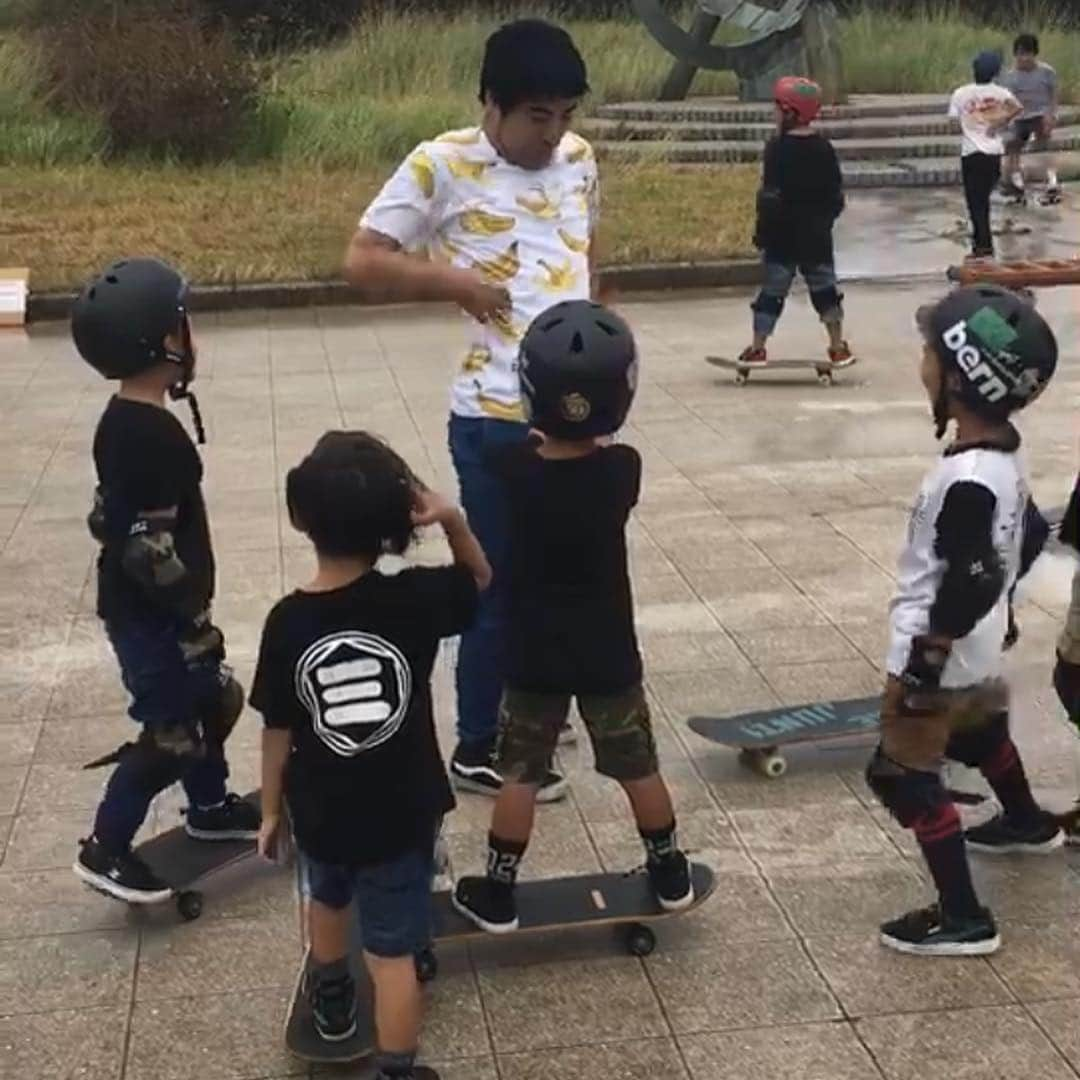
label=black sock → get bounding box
[313,956,349,983]
[913,804,982,920]
[486,832,527,889]
[376,1049,416,1079]
[980,735,1041,823]
[640,820,677,865]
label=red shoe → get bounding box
[738,346,767,366]
[827,342,854,365]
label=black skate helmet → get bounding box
[518,300,637,440]
[72,257,204,442]
[917,284,1056,436]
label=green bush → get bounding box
[201,0,366,52]
[45,4,258,162]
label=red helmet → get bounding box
[774,76,822,126]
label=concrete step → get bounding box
[584,107,1080,145]
[841,152,1080,189]
[594,93,950,124]
[595,126,1080,165]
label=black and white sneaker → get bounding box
[880,904,1000,957]
[1039,186,1063,206]
[73,836,173,904]
[184,793,261,841]
[965,812,1064,855]
[452,876,519,933]
[450,744,567,803]
[306,969,357,1042]
[647,851,695,911]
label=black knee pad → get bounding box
[865,747,947,828]
[809,284,843,318]
[121,730,190,795]
[203,673,244,749]
[945,712,1008,768]
[751,292,785,318]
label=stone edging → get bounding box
[26,261,760,322]
[25,259,942,322]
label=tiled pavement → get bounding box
[1,282,1078,1079]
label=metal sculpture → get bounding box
[631,0,844,103]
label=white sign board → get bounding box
[0,268,28,327]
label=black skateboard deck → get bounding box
[690,697,986,803]
[706,354,855,386]
[285,946,376,1064]
[78,790,261,920]
[285,863,715,1064]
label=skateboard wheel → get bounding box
[624,923,656,957]
[757,753,787,779]
[816,371,832,386]
[177,890,203,921]
[414,946,438,984]
[734,372,748,386]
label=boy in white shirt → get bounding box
[948,51,1022,259]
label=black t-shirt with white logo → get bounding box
[250,566,477,866]
[93,396,214,621]
[497,441,643,694]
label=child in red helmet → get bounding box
[742,76,851,368]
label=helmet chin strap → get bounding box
[165,316,205,444]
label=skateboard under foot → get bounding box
[706,354,855,387]
[284,863,716,1064]
[75,790,262,921]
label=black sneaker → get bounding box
[185,793,261,841]
[73,836,173,904]
[452,875,519,933]
[450,744,567,803]
[965,812,1064,855]
[306,970,357,1043]
[375,1068,441,1080]
[879,904,1000,957]
[647,851,694,912]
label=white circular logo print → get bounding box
[295,631,412,758]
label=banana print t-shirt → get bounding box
[359,127,599,421]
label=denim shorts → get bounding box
[298,844,434,958]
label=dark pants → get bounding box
[962,153,1001,258]
[93,611,229,852]
[447,414,530,750]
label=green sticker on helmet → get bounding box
[967,306,1019,354]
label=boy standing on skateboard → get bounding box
[252,432,490,1078]
[741,76,852,370]
[452,300,694,932]
[948,51,1022,260]
[71,258,261,903]
[1000,33,1060,205]
[866,284,1064,958]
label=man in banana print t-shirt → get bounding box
[345,18,598,802]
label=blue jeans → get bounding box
[447,414,530,749]
[751,257,842,338]
[298,843,434,958]
[93,611,230,852]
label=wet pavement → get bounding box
[837,186,1080,280]
[1,236,1079,1078]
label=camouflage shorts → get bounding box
[496,684,658,784]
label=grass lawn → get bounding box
[3,4,1079,290]
[3,160,760,293]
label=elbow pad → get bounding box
[121,515,193,610]
[930,547,1005,639]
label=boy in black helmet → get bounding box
[71,257,260,903]
[452,300,693,932]
[866,284,1063,958]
